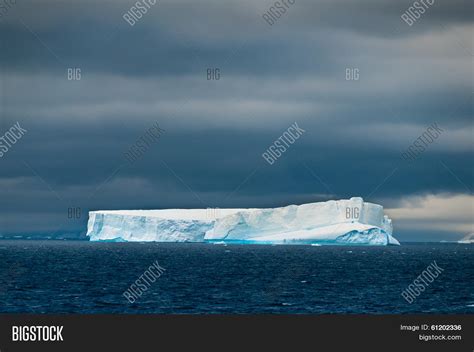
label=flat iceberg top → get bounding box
[91,208,252,221]
[87,197,399,245]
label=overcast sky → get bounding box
[0,0,472,241]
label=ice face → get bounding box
[86,197,399,245]
[86,212,214,242]
[86,209,245,242]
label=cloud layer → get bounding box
[0,0,472,240]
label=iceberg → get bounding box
[86,197,399,245]
[458,233,474,244]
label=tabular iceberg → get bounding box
[86,197,399,245]
[458,233,474,244]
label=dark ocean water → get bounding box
[0,241,472,314]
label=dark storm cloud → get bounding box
[0,0,472,75]
[0,0,472,238]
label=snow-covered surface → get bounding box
[86,197,399,245]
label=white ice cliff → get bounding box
[86,197,399,245]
